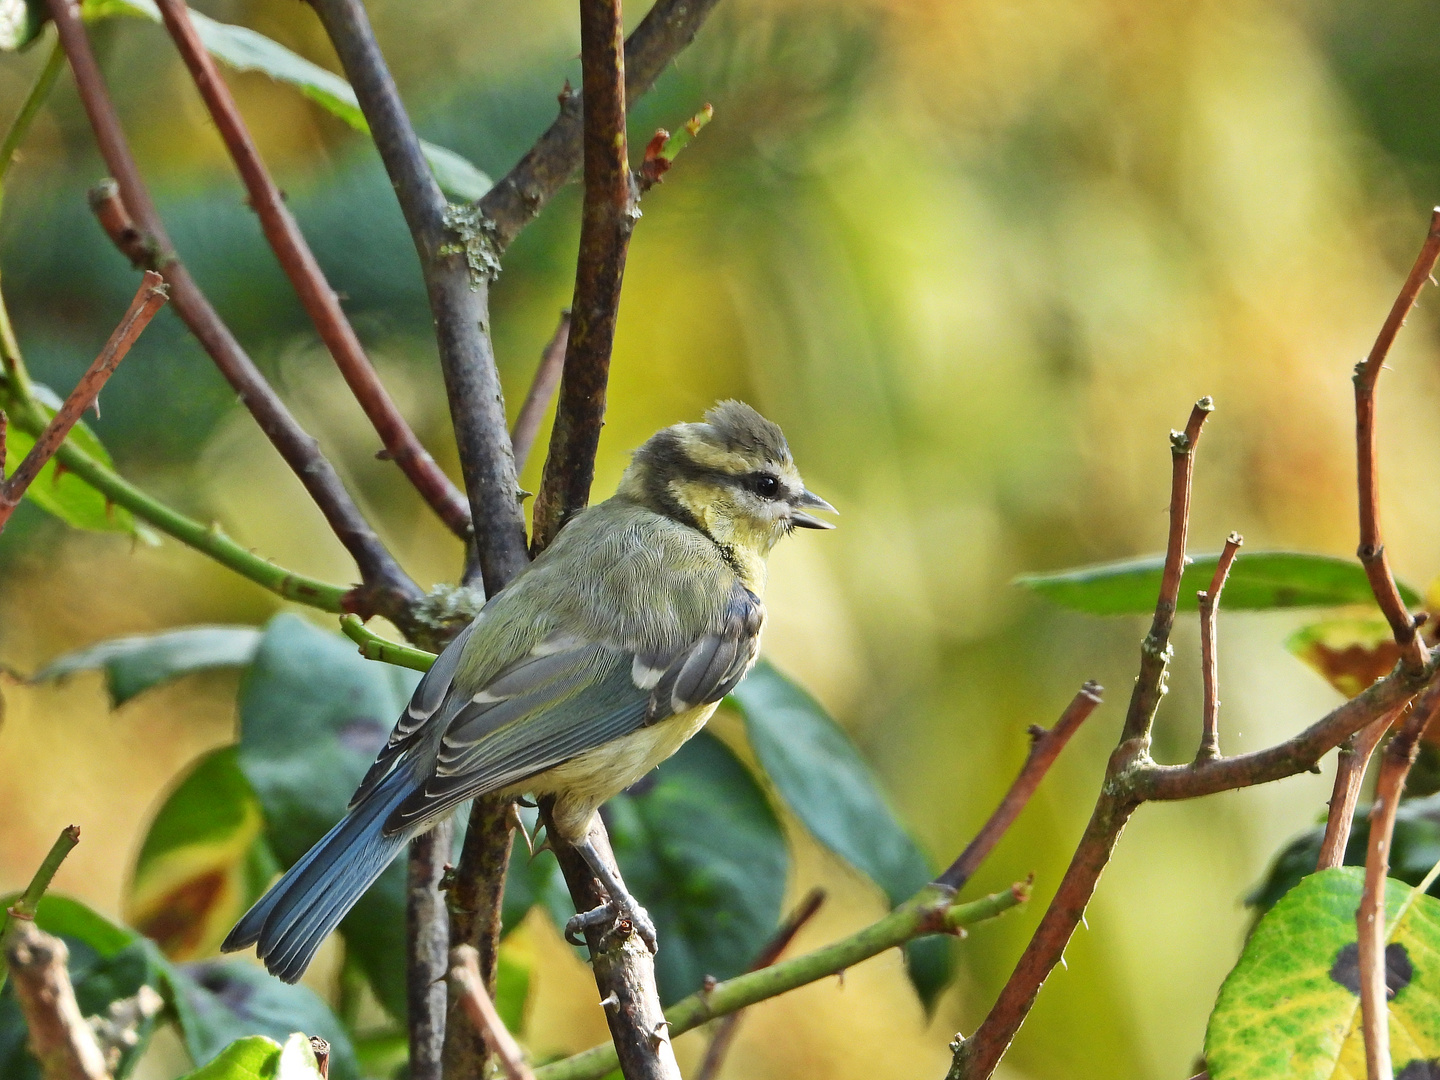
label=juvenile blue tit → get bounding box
[223,401,835,980]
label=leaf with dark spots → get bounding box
[1288,618,1402,700]
[1330,941,1414,998]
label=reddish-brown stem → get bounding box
[1316,709,1399,871]
[310,1037,331,1079]
[154,0,472,539]
[949,400,1211,1080]
[47,0,421,625]
[936,682,1104,891]
[1354,210,1440,674]
[530,0,638,553]
[693,888,827,1080]
[1357,684,1440,1080]
[511,311,572,475]
[1195,532,1243,761]
[0,410,7,478]
[0,272,167,532]
[450,945,536,1080]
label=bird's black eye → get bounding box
[748,473,781,499]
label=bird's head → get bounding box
[618,400,836,563]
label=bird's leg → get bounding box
[562,838,659,954]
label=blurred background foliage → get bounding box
[6,0,1440,1076]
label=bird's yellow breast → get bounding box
[519,702,719,842]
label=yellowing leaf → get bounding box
[126,747,278,960]
[1286,619,1401,699]
[1205,867,1440,1079]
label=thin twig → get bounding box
[1354,210,1440,674]
[693,888,826,1080]
[0,825,81,971]
[949,399,1212,1080]
[0,273,167,532]
[450,945,536,1080]
[1316,709,1399,871]
[1195,532,1243,762]
[309,0,529,597]
[511,311,571,475]
[535,885,1027,1080]
[530,0,638,553]
[45,0,421,625]
[153,0,472,539]
[340,615,438,672]
[1357,684,1440,1080]
[6,922,111,1080]
[476,0,723,253]
[0,34,66,190]
[936,683,1104,891]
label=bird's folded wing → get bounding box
[377,582,765,835]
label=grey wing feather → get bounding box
[650,582,763,718]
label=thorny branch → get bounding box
[530,0,638,552]
[45,0,422,626]
[153,0,473,539]
[0,273,167,533]
[1195,532,1243,762]
[693,888,826,1080]
[1353,208,1440,674]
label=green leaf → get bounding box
[236,614,420,1022]
[33,625,262,707]
[0,896,165,1080]
[728,662,950,1008]
[127,746,278,961]
[1016,551,1423,614]
[169,962,355,1080]
[175,1036,280,1080]
[3,386,140,535]
[1248,792,1440,915]
[605,731,788,1005]
[0,0,45,51]
[1207,867,1440,1078]
[82,0,491,200]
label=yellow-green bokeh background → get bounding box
[5,0,1440,1076]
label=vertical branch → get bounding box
[949,399,1213,1080]
[407,820,454,1080]
[1357,684,1440,1080]
[1354,210,1440,673]
[0,274,167,532]
[153,0,473,539]
[529,0,638,552]
[309,0,530,595]
[1195,532,1243,761]
[1316,710,1398,871]
[45,0,420,623]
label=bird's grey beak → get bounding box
[791,489,837,530]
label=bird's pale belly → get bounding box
[517,702,719,842]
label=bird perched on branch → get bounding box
[224,401,836,980]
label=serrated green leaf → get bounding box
[33,625,261,706]
[0,0,45,50]
[127,746,278,961]
[236,614,420,1023]
[1207,866,1440,1079]
[176,1035,279,1080]
[169,963,355,1080]
[1016,550,1423,615]
[82,0,491,200]
[728,662,950,1008]
[3,387,139,535]
[0,895,164,1080]
[605,731,789,1006]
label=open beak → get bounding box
[790,489,837,530]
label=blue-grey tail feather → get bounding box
[221,768,416,983]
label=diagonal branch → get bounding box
[1354,209,1440,674]
[309,0,529,597]
[477,0,723,254]
[6,923,111,1080]
[45,0,420,625]
[511,311,571,475]
[153,0,472,539]
[449,945,536,1080]
[0,272,167,532]
[1316,708,1399,871]
[530,0,637,552]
